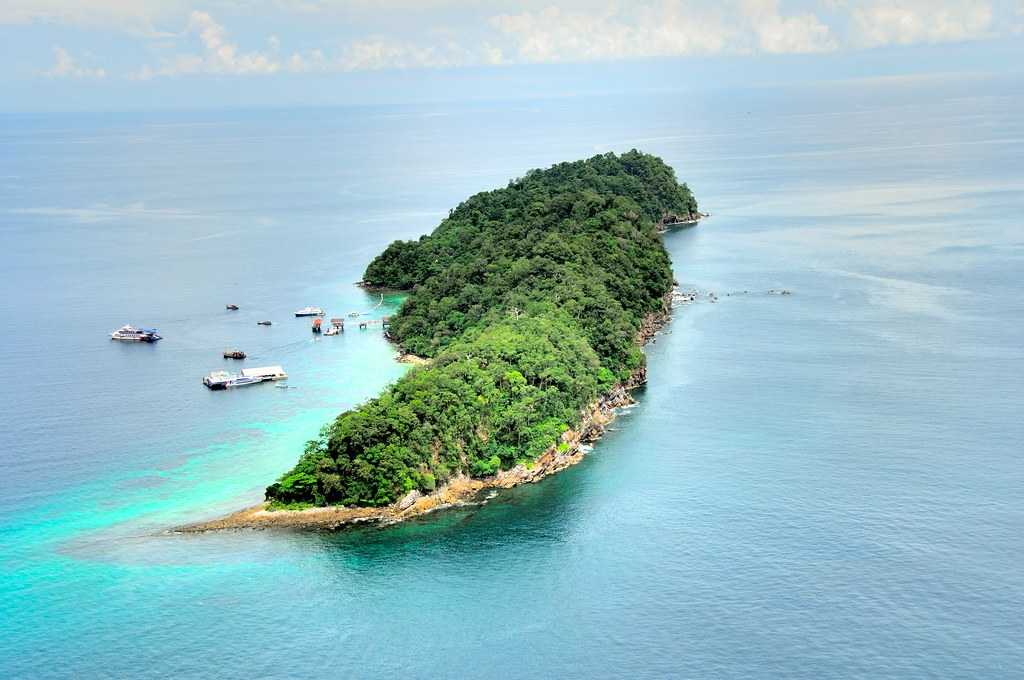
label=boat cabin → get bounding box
[240,366,287,381]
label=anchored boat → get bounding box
[294,306,324,317]
[240,366,287,381]
[223,348,246,360]
[203,371,262,390]
[203,365,286,390]
[110,325,162,342]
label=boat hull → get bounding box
[110,325,161,342]
[203,376,264,390]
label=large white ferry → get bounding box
[110,324,162,342]
[294,306,324,317]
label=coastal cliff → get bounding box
[180,151,696,531]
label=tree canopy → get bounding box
[267,150,697,507]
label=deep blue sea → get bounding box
[2,77,1022,678]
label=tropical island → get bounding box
[184,150,699,531]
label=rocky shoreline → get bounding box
[396,352,431,365]
[175,291,674,533]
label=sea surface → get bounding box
[1,76,1022,679]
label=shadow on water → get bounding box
[304,387,651,567]
[150,391,648,570]
[60,421,620,569]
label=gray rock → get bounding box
[397,490,422,511]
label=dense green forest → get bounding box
[266,151,698,507]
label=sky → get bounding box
[1,0,1022,111]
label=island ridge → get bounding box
[189,150,699,529]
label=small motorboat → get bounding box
[324,325,340,336]
[347,311,360,318]
[257,320,272,326]
[295,306,325,317]
[223,348,246,360]
[110,324,162,342]
[226,304,239,310]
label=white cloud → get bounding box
[490,1,836,63]
[22,1,1020,81]
[1,0,180,37]
[850,0,994,46]
[42,46,107,79]
[284,48,328,72]
[134,11,501,78]
[185,10,280,74]
[743,0,837,54]
[491,4,731,62]
[134,10,281,77]
[337,37,499,70]
[283,38,500,73]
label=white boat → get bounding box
[294,306,324,317]
[240,365,288,381]
[203,370,264,390]
[324,325,341,336]
[110,324,162,342]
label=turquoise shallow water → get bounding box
[1,78,1023,678]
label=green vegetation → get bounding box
[267,151,697,507]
